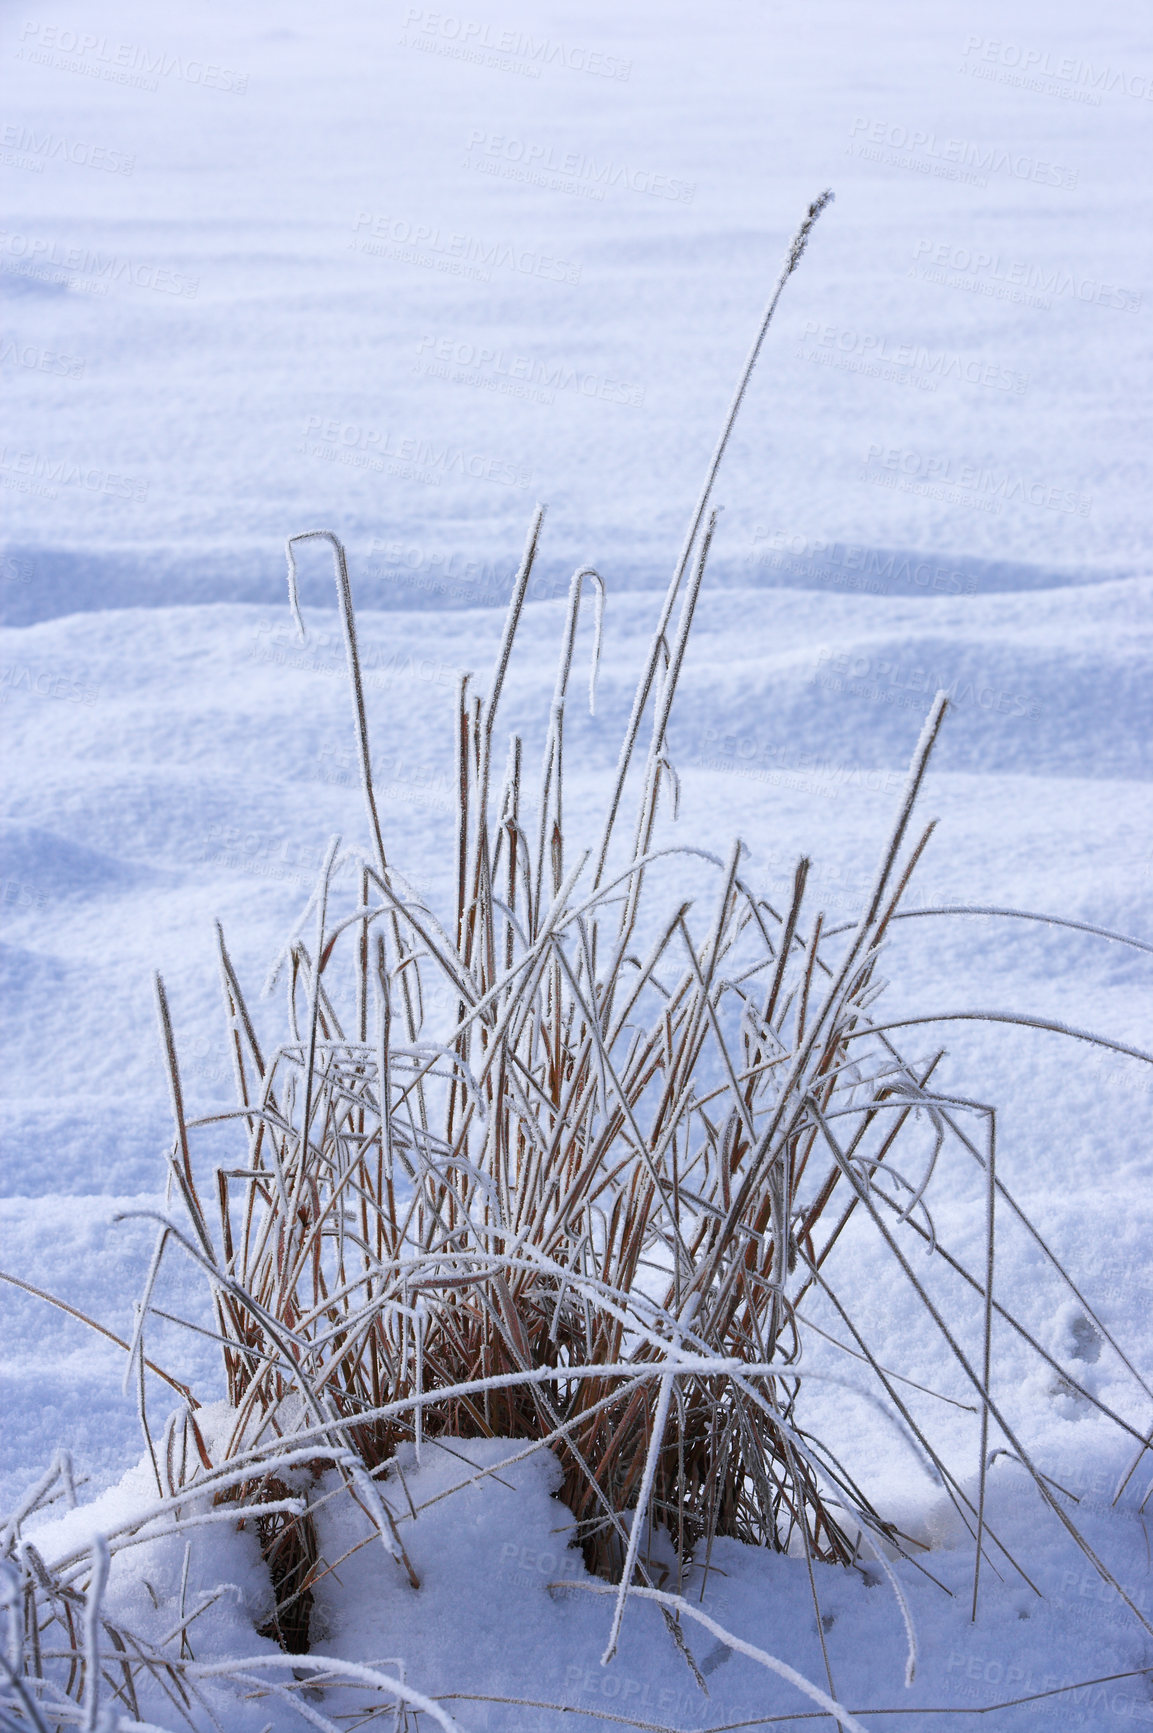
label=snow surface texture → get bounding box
[2,0,1151,1726]
[2,0,1150,617]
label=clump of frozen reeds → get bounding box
[6,188,1153,1731]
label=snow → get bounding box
[13,1432,1153,1728]
[3,0,1150,619]
[1,0,1151,1724]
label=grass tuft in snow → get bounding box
[4,186,1153,1732]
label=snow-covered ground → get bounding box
[2,0,1151,1725]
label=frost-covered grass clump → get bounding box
[5,193,1152,1733]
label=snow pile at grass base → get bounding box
[19,1424,1153,1731]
